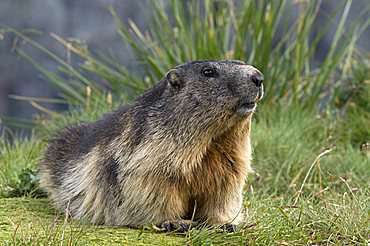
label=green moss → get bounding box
[0,198,183,245]
[1,191,369,245]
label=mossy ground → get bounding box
[0,189,369,245]
[0,198,183,245]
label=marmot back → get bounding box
[40,60,264,232]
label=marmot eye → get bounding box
[202,68,217,78]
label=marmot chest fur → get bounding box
[40,60,264,232]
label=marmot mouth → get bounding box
[240,101,256,109]
[236,101,257,115]
[236,90,263,115]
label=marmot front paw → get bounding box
[160,219,198,233]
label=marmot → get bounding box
[39,60,264,232]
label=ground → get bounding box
[0,198,183,245]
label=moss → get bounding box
[0,198,183,245]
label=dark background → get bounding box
[0,0,369,126]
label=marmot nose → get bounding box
[250,73,264,87]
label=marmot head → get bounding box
[164,60,264,119]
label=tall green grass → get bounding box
[4,0,369,111]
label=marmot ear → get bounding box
[166,69,182,89]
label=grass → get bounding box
[0,0,369,244]
[0,132,46,198]
[186,191,369,245]
[0,189,368,245]
[252,105,369,195]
